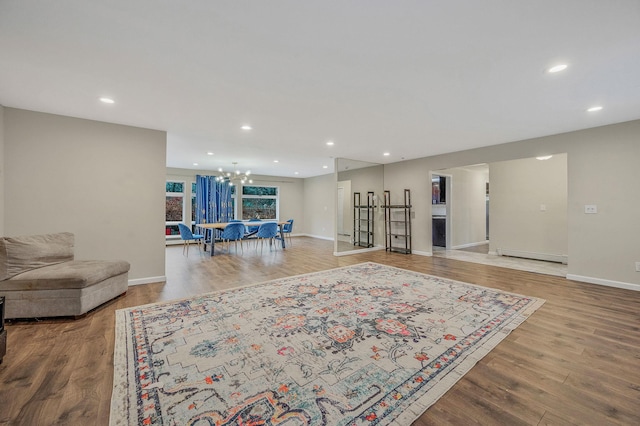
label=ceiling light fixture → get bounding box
[322,165,328,169]
[536,155,553,160]
[587,106,603,112]
[207,152,214,156]
[273,160,279,163]
[241,125,252,130]
[383,152,390,156]
[100,97,115,104]
[193,162,199,166]
[548,64,568,73]
[215,162,252,186]
[326,141,334,146]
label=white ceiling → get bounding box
[2,1,640,178]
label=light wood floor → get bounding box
[1,237,639,425]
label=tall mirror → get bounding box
[335,158,384,254]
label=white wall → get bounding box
[3,108,167,282]
[489,154,568,261]
[382,119,640,288]
[302,173,334,239]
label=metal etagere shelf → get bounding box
[383,189,412,254]
[353,191,375,248]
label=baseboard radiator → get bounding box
[495,248,568,264]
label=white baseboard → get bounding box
[412,250,432,256]
[566,274,640,292]
[496,248,568,264]
[302,234,334,241]
[452,241,489,250]
[334,246,384,256]
[128,276,166,286]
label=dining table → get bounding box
[196,221,289,256]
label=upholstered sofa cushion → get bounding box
[0,232,75,281]
[0,260,130,291]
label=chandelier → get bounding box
[215,162,253,185]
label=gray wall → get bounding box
[3,108,167,282]
[302,173,334,240]
[383,119,640,288]
[489,154,568,261]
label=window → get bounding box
[241,185,278,220]
[166,181,185,236]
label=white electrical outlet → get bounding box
[636,262,640,272]
[584,205,598,214]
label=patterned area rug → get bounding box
[110,262,544,425]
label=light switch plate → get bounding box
[636,262,640,272]
[584,205,597,214]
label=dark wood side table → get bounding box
[0,296,6,364]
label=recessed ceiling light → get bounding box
[193,163,199,166]
[548,64,568,73]
[326,141,334,146]
[241,125,252,130]
[536,155,553,161]
[322,165,328,169]
[383,152,390,156]
[207,152,214,156]
[294,172,299,175]
[587,106,603,112]
[100,97,115,104]
[273,160,279,163]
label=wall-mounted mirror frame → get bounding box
[334,158,384,255]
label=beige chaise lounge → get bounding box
[0,232,129,319]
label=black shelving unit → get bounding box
[353,191,374,248]
[383,189,412,254]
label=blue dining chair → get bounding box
[177,223,204,256]
[255,222,279,253]
[220,222,246,254]
[246,218,262,234]
[282,219,294,246]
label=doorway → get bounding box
[431,166,488,252]
[431,174,447,248]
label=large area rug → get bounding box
[110,262,544,425]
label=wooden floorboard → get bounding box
[1,237,639,425]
